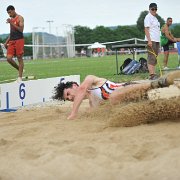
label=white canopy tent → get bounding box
[87,42,106,57]
[88,42,106,49]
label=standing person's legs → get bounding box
[147,42,159,80]
[163,41,172,69]
[17,55,24,79]
[7,55,19,70]
[163,51,169,68]
[16,39,24,80]
[7,40,19,71]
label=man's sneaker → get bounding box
[15,77,22,83]
[151,71,180,88]
[163,67,169,70]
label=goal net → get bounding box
[30,25,75,59]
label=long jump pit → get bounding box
[0,82,180,179]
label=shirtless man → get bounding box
[53,71,180,120]
[161,17,180,69]
[4,5,25,82]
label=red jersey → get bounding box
[10,15,23,40]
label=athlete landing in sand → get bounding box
[53,71,180,120]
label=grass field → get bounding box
[0,53,179,83]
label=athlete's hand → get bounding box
[6,18,11,24]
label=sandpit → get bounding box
[0,85,180,180]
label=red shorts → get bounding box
[7,38,24,57]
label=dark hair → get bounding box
[149,3,157,9]
[52,81,79,101]
[167,17,172,21]
[7,5,15,11]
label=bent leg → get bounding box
[151,70,180,88]
[16,39,24,79]
[17,55,24,78]
[163,51,169,67]
[147,42,159,79]
[109,83,151,105]
[148,64,156,75]
[159,71,180,86]
[7,55,19,71]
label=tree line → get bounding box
[0,11,180,57]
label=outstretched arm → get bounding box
[67,75,96,120]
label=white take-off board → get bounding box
[0,75,80,111]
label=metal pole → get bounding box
[46,20,53,34]
[32,29,35,60]
[71,25,75,57]
[56,27,60,57]
[115,49,119,75]
[135,38,137,60]
[46,20,54,58]
[35,33,39,59]
[42,27,45,59]
[63,24,75,58]
[32,27,38,60]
